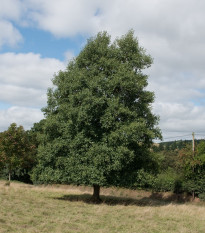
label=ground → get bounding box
[0,180,204,233]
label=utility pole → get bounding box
[192,132,195,200]
[192,132,195,157]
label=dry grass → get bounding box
[0,180,205,233]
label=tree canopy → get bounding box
[0,123,36,183]
[32,31,161,200]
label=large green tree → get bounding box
[32,31,161,201]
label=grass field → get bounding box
[0,180,205,233]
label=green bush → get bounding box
[152,168,180,192]
[173,178,184,194]
[0,168,8,180]
[198,193,205,201]
[132,168,183,192]
[133,169,155,189]
[182,172,205,197]
[0,167,32,184]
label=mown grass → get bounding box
[0,180,205,233]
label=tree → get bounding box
[0,123,36,183]
[177,141,205,198]
[32,31,161,201]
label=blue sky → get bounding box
[1,27,85,60]
[1,0,205,141]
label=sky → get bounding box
[1,0,205,141]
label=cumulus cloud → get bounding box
[0,106,43,131]
[0,0,23,20]
[0,0,25,48]
[0,20,23,48]
[25,0,101,37]
[0,84,46,107]
[0,52,66,130]
[153,102,205,141]
[0,53,65,107]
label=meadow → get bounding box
[0,180,205,233]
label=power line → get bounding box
[153,131,205,142]
[162,134,191,140]
[195,133,205,136]
[160,132,205,141]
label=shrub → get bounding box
[198,193,205,201]
[182,172,205,197]
[152,168,180,192]
[133,169,156,189]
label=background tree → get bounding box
[0,132,4,170]
[177,141,205,198]
[0,123,36,183]
[32,31,161,201]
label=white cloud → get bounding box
[0,52,66,130]
[0,53,65,107]
[0,0,25,48]
[0,0,23,21]
[0,106,43,131]
[25,0,101,37]
[0,20,23,48]
[153,102,205,140]
[0,53,65,89]
[0,84,46,107]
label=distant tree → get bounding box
[0,132,4,169]
[158,143,164,151]
[170,141,177,150]
[0,123,36,183]
[196,141,205,168]
[178,144,196,177]
[32,31,161,201]
[165,142,171,151]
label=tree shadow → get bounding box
[54,192,191,206]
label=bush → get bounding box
[152,168,181,192]
[174,178,183,194]
[198,193,205,201]
[182,172,205,198]
[0,167,32,184]
[133,169,155,189]
[132,168,183,193]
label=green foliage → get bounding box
[152,168,182,192]
[198,193,205,201]
[146,141,205,197]
[160,150,179,171]
[133,169,155,189]
[196,141,205,167]
[0,123,37,182]
[178,142,205,177]
[173,141,205,198]
[182,172,205,195]
[32,31,161,188]
[127,167,183,193]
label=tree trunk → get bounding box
[9,172,11,183]
[6,171,11,186]
[92,184,101,203]
[192,191,195,200]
